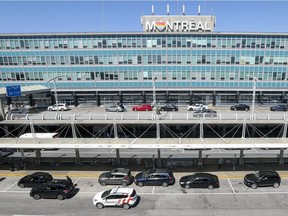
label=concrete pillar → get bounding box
[157,149,161,168]
[116,149,120,164]
[212,91,216,106]
[20,148,25,160]
[75,149,80,165]
[236,91,240,103]
[283,122,287,138]
[113,123,118,138]
[71,123,77,138]
[279,148,285,165]
[199,122,204,138]
[119,91,123,104]
[242,122,246,138]
[156,122,160,139]
[198,150,203,168]
[35,149,41,165]
[142,91,146,103]
[166,91,169,104]
[28,94,33,106]
[239,149,244,165]
[96,92,100,106]
[73,91,78,107]
[189,92,193,105]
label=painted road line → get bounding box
[227,178,236,194]
[4,182,18,192]
[152,186,155,194]
[74,178,80,184]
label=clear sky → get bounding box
[0,0,287,34]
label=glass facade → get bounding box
[0,32,288,106]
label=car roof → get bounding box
[194,173,215,178]
[258,170,279,176]
[111,168,130,174]
[30,172,51,177]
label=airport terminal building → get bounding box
[0,13,288,107]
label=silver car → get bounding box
[106,105,124,112]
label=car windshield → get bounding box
[254,171,262,178]
[142,170,152,178]
[101,189,112,198]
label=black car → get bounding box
[270,105,288,111]
[98,168,134,187]
[18,172,53,188]
[134,169,175,187]
[230,104,250,111]
[30,176,77,200]
[244,170,281,189]
[193,109,217,117]
[179,173,219,190]
[160,104,178,111]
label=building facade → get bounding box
[0,15,288,107]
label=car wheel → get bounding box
[273,182,280,188]
[33,194,40,200]
[189,108,193,111]
[116,110,119,112]
[172,109,175,111]
[60,108,64,111]
[96,202,104,209]
[162,182,168,187]
[251,183,257,189]
[185,184,190,189]
[123,203,130,210]
[137,182,144,187]
[19,183,25,188]
[100,181,107,186]
[233,108,236,111]
[245,108,249,111]
[145,109,148,111]
[121,182,128,187]
[208,185,214,190]
[57,194,64,200]
[48,108,52,111]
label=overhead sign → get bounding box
[141,15,216,32]
[6,85,21,97]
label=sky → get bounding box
[0,0,288,34]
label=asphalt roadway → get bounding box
[1,168,288,216]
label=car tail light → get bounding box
[63,189,70,193]
[124,175,129,180]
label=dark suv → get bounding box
[98,168,134,187]
[134,169,175,187]
[244,170,281,189]
[30,176,77,200]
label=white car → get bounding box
[93,186,138,210]
[187,104,208,111]
[47,103,70,111]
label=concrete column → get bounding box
[242,122,246,138]
[283,122,287,138]
[198,150,203,168]
[35,149,41,165]
[199,122,204,138]
[142,91,146,103]
[75,149,80,165]
[119,91,123,104]
[96,92,100,106]
[20,148,25,160]
[113,123,118,138]
[71,123,77,138]
[239,149,244,165]
[157,149,161,168]
[116,149,120,164]
[189,92,193,105]
[236,91,240,103]
[73,91,78,107]
[279,148,285,165]
[28,94,33,106]
[156,122,160,139]
[166,91,169,104]
[213,91,216,106]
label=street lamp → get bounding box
[247,75,259,117]
[48,75,66,116]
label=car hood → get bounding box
[244,173,258,182]
[135,172,144,180]
[93,191,103,201]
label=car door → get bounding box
[105,195,119,206]
[40,185,56,198]
[201,178,210,188]
[110,174,123,185]
[146,174,158,186]
[259,176,269,186]
[191,178,203,188]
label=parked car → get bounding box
[132,104,152,111]
[187,104,208,111]
[179,173,219,190]
[98,168,134,187]
[270,105,288,111]
[134,169,175,187]
[30,176,77,200]
[93,186,138,210]
[230,104,250,111]
[47,103,70,111]
[6,107,28,115]
[117,103,127,111]
[160,104,178,111]
[244,170,281,189]
[193,109,217,117]
[106,105,124,112]
[18,172,53,188]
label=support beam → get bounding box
[113,123,118,138]
[35,149,41,165]
[283,122,287,138]
[239,149,244,165]
[116,149,120,164]
[242,122,246,138]
[279,148,285,165]
[199,122,204,138]
[156,122,160,139]
[198,150,203,168]
[20,148,25,160]
[75,149,80,165]
[157,149,161,168]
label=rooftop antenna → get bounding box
[198,4,201,15]
[167,4,170,15]
[183,4,185,15]
[152,4,154,15]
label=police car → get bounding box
[93,186,138,210]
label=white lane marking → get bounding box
[4,182,18,192]
[110,149,115,153]
[152,186,155,194]
[74,178,80,184]
[227,178,236,194]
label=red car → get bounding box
[132,104,153,111]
